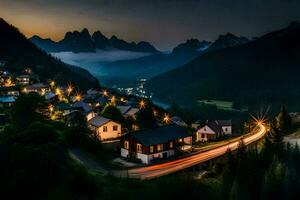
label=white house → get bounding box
[88,116,121,141]
[196,120,232,142]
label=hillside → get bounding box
[0,18,98,90]
[146,22,300,107]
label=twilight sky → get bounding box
[1,0,300,50]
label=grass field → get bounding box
[197,100,248,112]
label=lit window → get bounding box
[157,144,163,152]
[178,138,183,142]
[150,145,154,153]
[170,141,173,148]
[137,144,142,153]
[113,125,118,131]
[103,126,107,132]
[124,141,129,149]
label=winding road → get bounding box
[124,124,267,180]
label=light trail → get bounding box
[126,124,266,180]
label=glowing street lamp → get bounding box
[66,84,73,96]
[48,104,54,113]
[139,99,146,109]
[153,110,158,117]
[75,92,82,101]
[50,81,55,87]
[111,96,116,105]
[102,90,108,97]
[55,88,62,96]
[163,114,170,124]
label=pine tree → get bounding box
[276,105,292,135]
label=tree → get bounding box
[101,104,124,123]
[10,93,45,130]
[269,119,284,156]
[275,105,292,135]
[136,100,156,129]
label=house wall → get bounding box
[121,148,129,158]
[222,126,232,135]
[137,150,175,164]
[95,121,121,141]
[86,111,96,121]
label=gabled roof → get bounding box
[72,101,92,113]
[206,121,223,134]
[88,116,112,127]
[117,105,131,115]
[129,124,193,147]
[117,105,139,116]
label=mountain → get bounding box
[146,22,300,107]
[30,29,159,53]
[171,39,211,56]
[0,18,98,90]
[101,39,211,79]
[59,28,96,53]
[206,33,249,52]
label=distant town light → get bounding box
[111,96,116,105]
[55,88,62,96]
[153,109,158,117]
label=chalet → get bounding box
[88,116,121,141]
[117,105,140,118]
[16,75,30,85]
[120,124,193,164]
[196,120,232,142]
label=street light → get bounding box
[163,114,170,124]
[66,84,73,96]
[139,99,146,109]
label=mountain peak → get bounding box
[207,33,249,51]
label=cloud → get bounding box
[51,49,150,66]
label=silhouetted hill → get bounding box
[0,18,98,90]
[147,22,300,107]
[206,33,249,52]
[30,29,159,53]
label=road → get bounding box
[125,124,266,180]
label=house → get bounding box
[72,101,95,121]
[16,75,30,85]
[25,83,49,94]
[117,105,140,118]
[0,86,19,97]
[120,124,193,164]
[196,120,232,142]
[171,116,187,127]
[88,116,121,141]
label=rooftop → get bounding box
[130,124,193,146]
[88,116,111,127]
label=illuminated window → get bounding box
[157,144,163,152]
[124,141,129,149]
[113,125,118,131]
[137,144,142,153]
[170,141,173,148]
[178,138,183,142]
[150,145,154,153]
[103,126,107,132]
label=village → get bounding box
[1,67,237,165]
